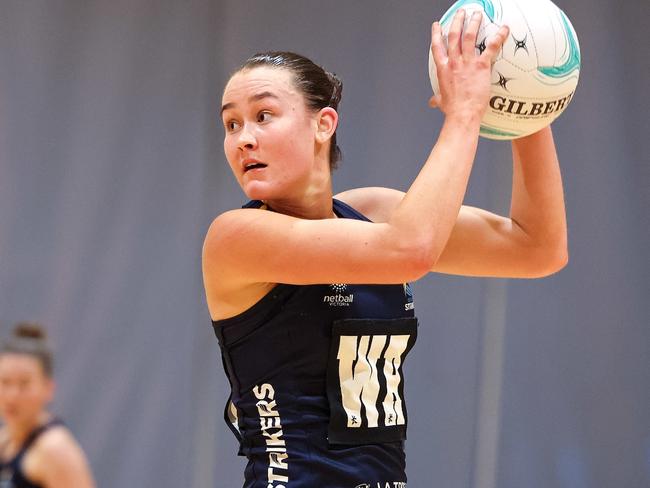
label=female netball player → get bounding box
[0,323,95,488]
[203,10,567,487]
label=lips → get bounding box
[242,159,268,173]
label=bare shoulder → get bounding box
[24,425,95,487]
[202,207,273,288]
[28,425,84,467]
[32,425,78,452]
[202,208,269,280]
[202,208,281,320]
[204,208,266,248]
[334,187,405,223]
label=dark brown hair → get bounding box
[1,322,53,377]
[236,51,343,169]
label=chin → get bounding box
[242,184,267,202]
[242,180,283,202]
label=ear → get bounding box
[314,107,338,144]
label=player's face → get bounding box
[0,354,53,427]
[221,66,320,201]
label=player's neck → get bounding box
[265,191,335,220]
[265,166,335,220]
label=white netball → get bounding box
[428,0,581,140]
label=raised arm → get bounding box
[203,12,510,294]
[338,126,568,279]
[430,126,568,277]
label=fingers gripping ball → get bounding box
[429,0,581,140]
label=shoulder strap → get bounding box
[242,200,265,209]
[244,198,373,222]
[17,419,63,455]
[332,198,373,222]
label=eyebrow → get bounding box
[220,91,279,115]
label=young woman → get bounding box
[0,323,95,488]
[203,11,567,487]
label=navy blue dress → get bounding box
[213,199,418,488]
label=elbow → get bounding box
[399,239,440,282]
[546,236,569,275]
[550,245,569,274]
[382,224,444,281]
[528,244,569,278]
[556,245,569,271]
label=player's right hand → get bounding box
[429,9,509,120]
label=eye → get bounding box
[257,111,272,123]
[224,120,240,132]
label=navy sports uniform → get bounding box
[213,199,417,488]
[0,419,63,488]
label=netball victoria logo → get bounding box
[324,283,354,306]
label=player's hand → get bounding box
[429,10,509,120]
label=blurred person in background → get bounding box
[0,322,95,488]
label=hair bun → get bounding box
[13,322,47,341]
[326,71,343,109]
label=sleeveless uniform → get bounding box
[213,199,418,488]
[0,419,63,488]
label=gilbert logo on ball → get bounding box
[428,0,581,140]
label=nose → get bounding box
[237,123,257,151]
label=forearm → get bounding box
[388,114,481,264]
[510,126,568,257]
[382,13,508,273]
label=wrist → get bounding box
[444,110,483,129]
[512,126,554,151]
[442,112,482,137]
